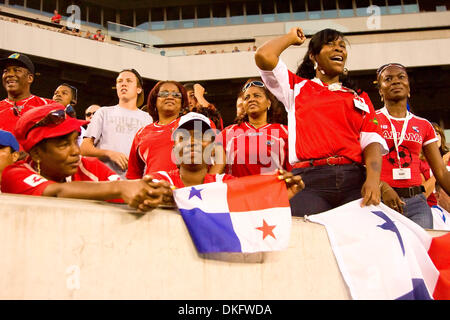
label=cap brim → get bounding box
[0,58,34,74]
[23,117,88,152]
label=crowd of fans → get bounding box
[1,7,262,55]
[0,25,449,231]
[0,9,106,42]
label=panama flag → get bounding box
[173,174,292,253]
[308,200,450,300]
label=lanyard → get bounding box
[380,107,411,168]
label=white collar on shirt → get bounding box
[311,78,343,91]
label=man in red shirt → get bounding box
[1,103,171,211]
[0,53,53,138]
[51,10,62,24]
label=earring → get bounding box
[36,159,41,175]
[380,96,384,102]
[314,62,318,70]
[343,68,349,76]
[408,92,410,98]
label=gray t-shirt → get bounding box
[84,105,153,179]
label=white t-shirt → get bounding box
[84,105,153,179]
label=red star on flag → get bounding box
[256,219,276,240]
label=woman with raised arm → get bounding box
[375,63,450,228]
[255,27,388,216]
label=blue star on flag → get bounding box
[188,187,203,200]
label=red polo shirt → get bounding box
[258,59,387,165]
[1,156,120,196]
[0,95,53,135]
[217,122,291,177]
[126,119,181,179]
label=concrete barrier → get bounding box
[0,193,445,300]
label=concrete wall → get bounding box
[0,193,446,300]
[0,193,350,299]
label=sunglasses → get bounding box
[25,109,67,138]
[242,81,265,92]
[65,104,77,118]
[12,102,23,116]
[157,91,182,99]
[85,111,96,118]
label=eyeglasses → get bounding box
[242,81,265,92]
[85,111,96,118]
[157,91,182,99]
[25,109,66,138]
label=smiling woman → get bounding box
[375,63,450,228]
[126,80,189,179]
[216,78,290,177]
[255,27,388,217]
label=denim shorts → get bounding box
[290,163,365,217]
[401,193,433,229]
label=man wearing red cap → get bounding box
[0,52,53,137]
[1,103,172,211]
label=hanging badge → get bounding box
[353,97,370,113]
[392,168,411,180]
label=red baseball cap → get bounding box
[15,103,88,152]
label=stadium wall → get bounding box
[1,18,449,82]
[0,193,446,299]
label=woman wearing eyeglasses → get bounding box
[127,81,225,180]
[217,78,290,177]
[126,81,189,179]
[1,103,171,212]
[254,27,388,216]
[376,63,450,228]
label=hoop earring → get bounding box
[314,62,318,70]
[343,68,348,76]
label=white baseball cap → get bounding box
[175,112,214,133]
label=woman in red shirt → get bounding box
[255,27,387,216]
[217,78,290,177]
[376,63,450,228]
[151,112,304,199]
[126,81,189,179]
[1,103,170,212]
[127,81,225,179]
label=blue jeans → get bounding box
[402,194,433,229]
[290,163,365,217]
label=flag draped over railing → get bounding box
[173,174,292,253]
[308,200,450,300]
